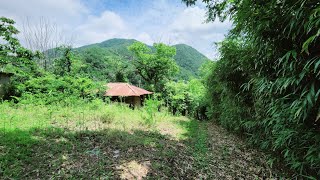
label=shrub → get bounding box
[16,74,103,105]
[183,0,320,176]
[100,113,114,124]
[163,79,207,120]
[205,36,320,177]
[142,98,162,127]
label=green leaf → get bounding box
[302,35,316,54]
[314,59,320,73]
[292,50,297,59]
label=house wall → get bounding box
[109,96,142,108]
[133,96,141,108]
[124,96,141,108]
[0,74,11,98]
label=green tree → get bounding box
[184,0,320,177]
[164,79,206,119]
[76,47,139,83]
[77,47,109,80]
[53,46,74,76]
[0,17,42,99]
[0,17,37,69]
[106,56,130,82]
[128,42,178,91]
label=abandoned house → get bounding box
[104,82,153,107]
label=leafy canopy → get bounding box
[0,17,38,68]
[128,42,178,91]
[183,0,320,177]
[73,38,209,81]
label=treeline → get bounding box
[0,17,115,104]
[0,16,207,122]
[183,0,320,177]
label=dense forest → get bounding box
[182,0,320,177]
[51,38,209,82]
[1,0,320,178]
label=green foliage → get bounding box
[100,112,115,124]
[98,38,136,58]
[129,42,178,91]
[74,38,208,82]
[184,0,320,177]
[0,98,210,179]
[142,98,162,127]
[75,46,140,83]
[75,47,111,80]
[164,79,207,120]
[173,44,209,80]
[53,46,74,76]
[0,17,39,69]
[0,17,43,100]
[164,81,188,115]
[16,75,102,105]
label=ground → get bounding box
[0,100,288,179]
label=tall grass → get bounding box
[0,98,188,139]
[0,97,197,179]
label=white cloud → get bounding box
[0,0,231,59]
[136,32,154,45]
[160,6,231,58]
[0,0,89,48]
[74,11,130,45]
[172,6,231,33]
[172,7,208,32]
[0,0,88,25]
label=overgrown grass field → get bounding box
[0,100,203,179]
[0,100,288,179]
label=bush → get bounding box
[16,74,103,105]
[205,36,320,177]
[142,98,162,127]
[163,79,207,120]
[100,113,114,124]
[187,1,320,176]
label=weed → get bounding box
[100,113,114,124]
[0,100,286,178]
[142,98,161,127]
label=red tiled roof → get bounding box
[104,83,153,97]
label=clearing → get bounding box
[0,101,288,179]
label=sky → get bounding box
[0,0,232,59]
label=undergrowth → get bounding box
[0,99,195,178]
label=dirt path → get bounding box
[202,122,288,179]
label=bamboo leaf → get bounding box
[302,35,316,54]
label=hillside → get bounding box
[74,38,209,80]
[173,44,209,79]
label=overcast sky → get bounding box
[0,0,231,59]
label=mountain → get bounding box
[173,44,209,79]
[74,38,209,81]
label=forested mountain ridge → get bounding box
[74,38,209,80]
[173,44,208,79]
